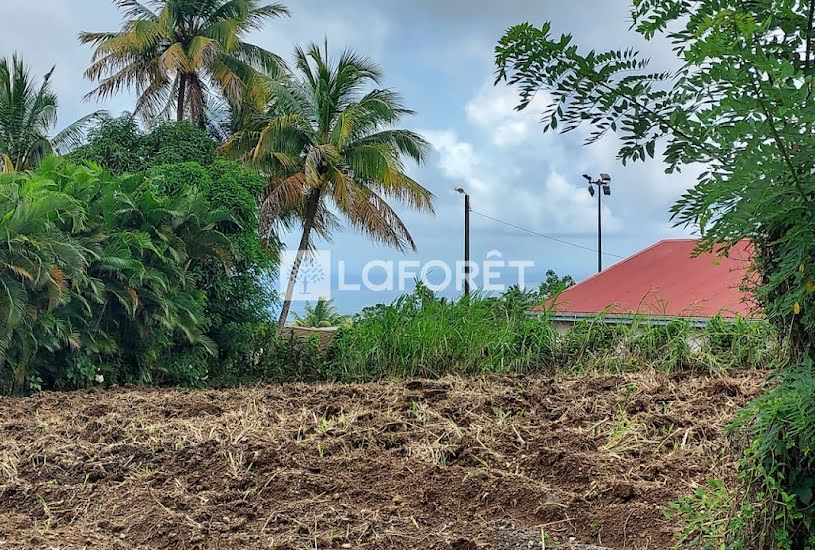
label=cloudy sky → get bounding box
[1,0,698,313]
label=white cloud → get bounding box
[541,172,623,234]
[422,130,489,195]
[465,83,551,147]
[422,128,623,236]
[437,76,704,248]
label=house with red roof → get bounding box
[530,239,758,331]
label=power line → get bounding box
[469,209,626,260]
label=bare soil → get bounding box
[0,371,767,549]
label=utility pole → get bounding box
[456,188,471,296]
[583,174,612,273]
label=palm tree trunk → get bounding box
[177,74,187,122]
[277,188,322,331]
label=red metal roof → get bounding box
[533,239,757,319]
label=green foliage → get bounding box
[727,363,815,549]
[70,117,216,173]
[294,298,348,328]
[489,270,574,317]
[496,1,815,545]
[556,314,781,375]
[324,286,777,382]
[330,285,558,380]
[0,118,278,393]
[704,316,776,372]
[0,159,235,393]
[0,55,106,171]
[559,318,629,368]
[71,118,279,387]
[538,269,575,298]
[666,479,748,550]
[69,115,143,173]
[201,323,330,386]
[631,318,694,371]
[143,122,218,166]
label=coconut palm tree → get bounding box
[80,0,289,125]
[294,298,347,328]
[224,42,435,329]
[0,55,106,172]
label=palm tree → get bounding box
[224,42,435,329]
[294,298,347,328]
[79,0,289,125]
[0,167,88,388]
[0,55,106,172]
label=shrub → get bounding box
[205,325,332,386]
[631,318,695,373]
[70,116,216,173]
[554,314,782,375]
[0,159,234,393]
[666,479,747,550]
[727,364,815,549]
[71,118,279,388]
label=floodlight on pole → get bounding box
[583,173,613,273]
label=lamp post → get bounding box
[455,187,470,296]
[583,173,612,273]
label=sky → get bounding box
[0,0,699,315]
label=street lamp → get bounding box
[583,173,612,273]
[455,187,470,297]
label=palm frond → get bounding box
[338,180,417,252]
[232,42,287,78]
[51,111,111,154]
[115,0,159,19]
[246,2,290,27]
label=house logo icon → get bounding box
[280,250,331,301]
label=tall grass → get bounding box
[330,286,558,380]
[326,286,785,381]
[562,315,784,375]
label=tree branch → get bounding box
[748,69,809,201]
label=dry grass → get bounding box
[0,370,768,549]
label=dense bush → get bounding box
[71,118,280,387]
[69,116,217,173]
[0,159,233,392]
[200,323,332,386]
